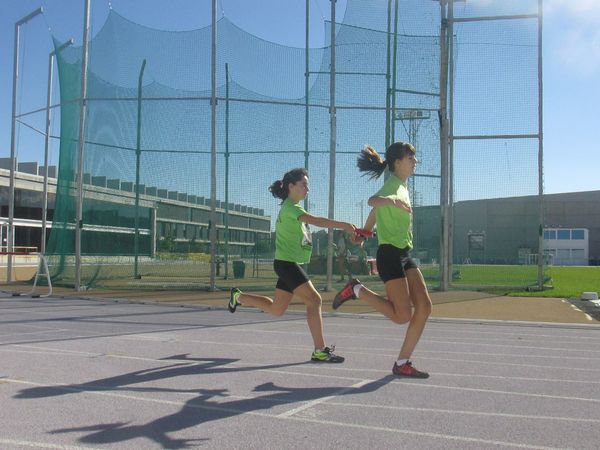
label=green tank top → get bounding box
[374,174,413,250]
[274,199,312,263]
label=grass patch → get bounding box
[425,264,600,299]
[507,266,600,298]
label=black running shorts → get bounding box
[376,244,418,283]
[273,259,310,293]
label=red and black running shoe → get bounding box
[332,278,361,310]
[392,360,429,378]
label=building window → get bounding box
[544,230,556,240]
[557,230,570,240]
[571,229,585,240]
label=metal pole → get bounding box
[134,59,146,279]
[390,0,399,144]
[304,0,310,211]
[42,39,73,257]
[385,0,392,148]
[447,0,455,285]
[224,62,230,279]
[537,0,544,289]
[326,0,337,291]
[439,0,450,291]
[75,0,91,291]
[209,0,218,291]
[7,7,43,282]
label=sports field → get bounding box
[2,263,599,300]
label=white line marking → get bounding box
[217,328,600,353]
[0,379,567,450]
[277,379,372,418]
[323,401,600,423]
[416,348,600,362]
[13,344,102,357]
[0,438,101,449]
[282,415,566,450]
[6,339,600,377]
[0,329,69,338]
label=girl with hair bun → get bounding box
[333,142,433,378]
[228,167,357,363]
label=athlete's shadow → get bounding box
[14,353,308,399]
[50,376,395,449]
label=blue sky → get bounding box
[1,0,598,195]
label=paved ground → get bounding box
[1,293,600,449]
[2,282,598,325]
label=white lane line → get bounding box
[215,327,600,353]
[392,380,600,403]
[283,415,565,450]
[325,401,600,423]
[0,438,101,449]
[252,319,600,339]
[0,378,566,450]
[6,347,599,387]
[277,379,372,418]
[221,392,600,424]
[415,348,600,362]
[5,355,600,405]
[154,338,600,368]
[12,344,103,357]
[295,320,600,337]
[0,323,71,330]
[0,329,70,338]
[5,338,600,379]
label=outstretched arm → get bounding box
[368,195,412,213]
[363,207,376,231]
[350,208,376,245]
[298,213,356,235]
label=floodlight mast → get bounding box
[209,0,217,291]
[7,7,43,282]
[75,0,91,291]
[326,0,337,291]
[439,0,450,291]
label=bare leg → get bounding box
[356,278,412,324]
[238,282,325,350]
[292,281,326,350]
[238,289,293,317]
[397,268,432,360]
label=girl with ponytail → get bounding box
[228,167,357,363]
[333,142,433,378]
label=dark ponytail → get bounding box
[357,142,416,179]
[357,145,387,179]
[269,167,308,201]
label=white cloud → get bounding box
[545,0,600,17]
[545,0,600,76]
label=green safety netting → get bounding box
[45,0,542,290]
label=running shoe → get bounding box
[392,360,429,378]
[332,278,361,310]
[228,287,241,313]
[311,345,344,363]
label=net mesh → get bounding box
[43,0,541,290]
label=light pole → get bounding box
[74,0,91,291]
[7,7,43,282]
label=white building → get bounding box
[543,228,589,266]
